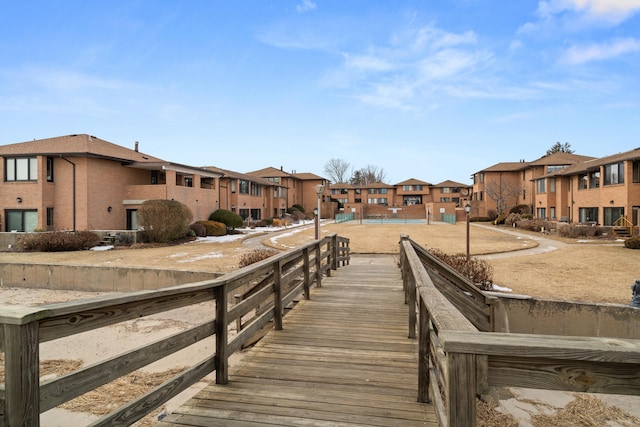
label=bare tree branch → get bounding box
[324,158,350,183]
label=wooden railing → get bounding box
[399,235,640,427]
[613,215,635,236]
[0,234,350,426]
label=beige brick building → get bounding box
[471,149,640,227]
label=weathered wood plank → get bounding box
[160,254,436,426]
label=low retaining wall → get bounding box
[0,263,221,292]
[492,293,640,340]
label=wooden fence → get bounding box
[399,235,640,427]
[0,234,350,426]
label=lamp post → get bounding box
[465,203,471,261]
[313,184,325,240]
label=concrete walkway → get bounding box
[472,223,568,260]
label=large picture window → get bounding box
[604,207,624,226]
[536,179,546,193]
[579,207,598,224]
[5,157,38,181]
[5,210,38,232]
[604,163,624,185]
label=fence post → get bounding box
[331,234,338,271]
[215,285,229,384]
[274,259,283,330]
[315,243,322,288]
[447,352,476,426]
[418,297,430,404]
[303,247,311,300]
[4,315,41,426]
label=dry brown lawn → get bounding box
[1,221,634,305]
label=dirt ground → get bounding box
[0,220,637,425]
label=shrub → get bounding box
[209,209,243,230]
[494,213,508,225]
[18,231,100,252]
[113,233,133,247]
[196,220,226,236]
[189,222,207,237]
[558,224,606,238]
[516,218,551,232]
[290,210,306,222]
[428,248,494,290]
[287,204,305,214]
[239,249,279,268]
[624,236,640,249]
[138,200,193,243]
[504,213,522,226]
[510,204,530,215]
[470,217,491,222]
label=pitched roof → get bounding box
[479,162,529,173]
[247,166,292,178]
[432,180,470,188]
[555,147,640,176]
[0,134,164,163]
[204,166,273,185]
[394,178,431,186]
[329,182,355,189]
[292,172,325,181]
[527,151,594,166]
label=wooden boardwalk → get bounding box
[158,254,436,426]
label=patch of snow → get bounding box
[492,284,512,292]
[177,252,224,263]
[90,245,113,251]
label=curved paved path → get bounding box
[472,223,568,260]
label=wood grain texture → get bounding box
[160,255,436,426]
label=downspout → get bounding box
[60,155,76,231]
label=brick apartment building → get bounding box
[471,149,640,226]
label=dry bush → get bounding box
[195,220,226,236]
[516,218,553,232]
[17,231,100,252]
[138,199,193,243]
[558,224,607,238]
[429,248,494,290]
[189,222,207,237]
[530,394,640,427]
[476,397,518,427]
[239,248,279,268]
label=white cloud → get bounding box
[562,37,640,64]
[535,0,640,26]
[296,0,316,14]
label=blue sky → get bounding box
[1,1,639,184]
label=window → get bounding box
[403,185,411,191]
[184,177,193,187]
[633,160,640,183]
[266,177,280,184]
[5,210,38,232]
[5,157,37,181]
[250,208,261,220]
[547,165,567,173]
[46,207,54,230]
[522,189,526,200]
[250,184,262,197]
[441,187,451,194]
[338,198,348,204]
[604,207,624,226]
[415,185,423,191]
[279,187,286,198]
[604,163,624,185]
[550,207,556,220]
[536,179,546,193]
[589,171,600,188]
[479,173,484,183]
[231,180,236,193]
[46,157,54,182]
[239,180,249,194]
[440,197,451,203]
[379,198,388,205]
[331,189,340,195]
[536,207,546,219]
[579,207,598,224]
[549,178,556,193]
[340,189,348,194]
[578,174,588,190]
[239,209,249,219]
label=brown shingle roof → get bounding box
[394,178,431,186]
[0,134,164,163]
[480,162,529,173]
[432,180,470,188]
[527,151,594,166]
[204,166,273,185]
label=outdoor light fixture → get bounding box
[107,206,112,213]
[16,197,22,203]
[464,203,471,261]
[313,184,325,240]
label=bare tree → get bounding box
[484,179,522,215]
[349,165,386,186]
[546,142,574,155]
[324,158,350,183]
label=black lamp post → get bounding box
[465,203,471,261]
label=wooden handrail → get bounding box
[400,234,640,427]
[0,234,350,426]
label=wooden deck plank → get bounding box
[160,255,436,426]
